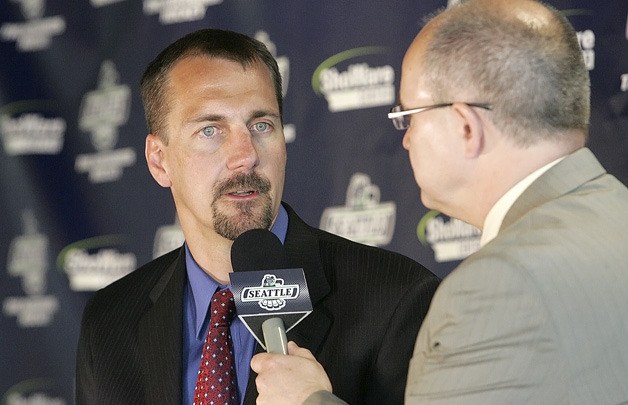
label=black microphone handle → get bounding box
[261,317,288,354]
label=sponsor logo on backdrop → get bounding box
[143,0,222,24]
[91,0,124,7]
[58,235,136,291]
[255,30,296,143]
[320,173,396,246]
[0,100,65,156]
[3,210,59,328]
[312,47,395,112]
[3,379,65,405]
[417,210,480,262]
[75,60,136,183]
[560,9,595,71]
[576,29,595,71]
[0,0,66,52]
[153,217,185,258]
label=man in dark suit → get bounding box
[75,28,439,405]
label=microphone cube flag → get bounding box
[229,268,312,349]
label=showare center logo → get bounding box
[3,379,65,405]
[312,47,395,112]
[320,173,396,247]
[57,235,136,291]
[0,0,66,52]
[241,274,300,311]
[0,100,65,156]
[418,210,480,263]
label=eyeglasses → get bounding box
[388,102,493,130]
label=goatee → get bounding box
[212,173,274,240]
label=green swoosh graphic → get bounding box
[417,210,441,246]
[311,46,388,95]
[56,234,126,270]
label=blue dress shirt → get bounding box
[182,205,289,404]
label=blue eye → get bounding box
[251,122,271,133]
[201,126,216,138]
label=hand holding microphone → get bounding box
[251,341,334,405]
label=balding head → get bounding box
[405,0,590,146]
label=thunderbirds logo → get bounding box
[0,100,65,156]
[75,60,136,183]
[143,0,222,24]
[312,47,395,112]
[0,0,66,52]
[320,173,396,246]
[418,210,480,263]
[57,235,136,291]
[241,274,300,311]
[3,210,59,327]
[255,30,296,143]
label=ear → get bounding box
[145,134,172,187]
[451,102,485,159]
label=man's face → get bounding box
[149,56,286,241]
[399,33,462,212]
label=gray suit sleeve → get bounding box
[405,256,564,404]
[303,390,349,405]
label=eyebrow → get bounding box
[248,110,281,122]
[187,110,280,125]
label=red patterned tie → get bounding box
[193,288,238,405]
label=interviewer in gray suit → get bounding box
[251,0,628,403]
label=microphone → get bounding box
[230,229,312,355]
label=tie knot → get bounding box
[210,288,236,328]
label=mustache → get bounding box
[214,172,271,197]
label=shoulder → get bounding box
[82,247,183,320]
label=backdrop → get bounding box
[1,0,626,402]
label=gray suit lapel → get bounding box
[501,148,606,230]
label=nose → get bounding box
[226,127,259,172]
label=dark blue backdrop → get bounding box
[1,0,626,402]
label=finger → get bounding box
[287,341,315,359]
[250,352,270,372]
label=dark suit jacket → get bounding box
[76,203,439,405]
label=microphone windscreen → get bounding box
[231,228,288,272]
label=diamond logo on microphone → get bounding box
[241,274,300,311]
[230,268,312,349]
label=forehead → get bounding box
[400,35,431,105]
[166,55,277,107]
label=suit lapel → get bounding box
[502,148,605,230]
[138,248,186,404]
[282,203,332,353]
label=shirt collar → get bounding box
[186,204,289,338]
[480,157,565,247]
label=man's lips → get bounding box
[226,190,259,198]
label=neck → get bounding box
[459,136,583,229]
[184,231,234,285]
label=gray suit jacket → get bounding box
[405,148,628,404]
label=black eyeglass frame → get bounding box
[388,102,493,130]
